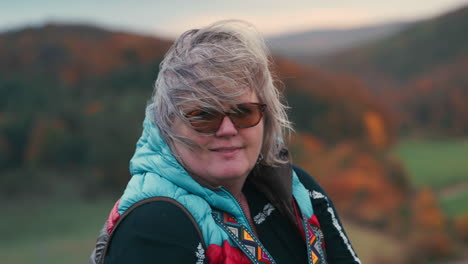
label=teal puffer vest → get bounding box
[90,118,317,264]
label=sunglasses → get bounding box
[184,103,267,133]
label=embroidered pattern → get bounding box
[212,210,275,264]
[304,219,327,264]
[309,190,361,264]
[195,242,205,264]
[253,203,275,224]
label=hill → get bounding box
[0,23,172,196]
[0,23,172,80]
[274,58,396,146]
[266,22,410,62]
[0,24,409,242]
[0,23,396,197]
[3,23,463,262]
[322,5,468,83]
[315,5,468,137]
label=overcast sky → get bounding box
[2,0,468,38]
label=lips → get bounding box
[210,146,242,152]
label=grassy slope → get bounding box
[395,138,468,189]
[344,221,404,263]
[0,198,115,264]
[440,191,468,217]
[395,138,468,216]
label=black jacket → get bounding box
[103,165,360,264]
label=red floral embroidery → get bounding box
[106,199,121,234]
[206,240,252,264]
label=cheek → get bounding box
[174,144,198,173]
[257,122,265,145]
[248,124,265,156]
[173,137,210,170]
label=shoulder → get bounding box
[114,198,201,239]
[105,198,205,263]
[292,164,327,196]
[292,165,362,263]
[292,164,333,212]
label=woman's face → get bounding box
[172,91,264,189]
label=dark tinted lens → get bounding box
[185,109,224,133]
[231,103,265,128]
[184,103,266,133]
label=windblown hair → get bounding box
[148,20,292,165]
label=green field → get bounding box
[0,198,115,264]
[395,138,468,216]
[439,191,468,217]
[395,138,468,190]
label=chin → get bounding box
[212,166,249,181]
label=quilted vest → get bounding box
[89,118,326,264]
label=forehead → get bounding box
[233,91,259,103]
[180,90,259,111]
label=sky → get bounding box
[2,0,468,39]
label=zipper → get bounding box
[211,189,277,264]
[219,187,255,232]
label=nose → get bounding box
[215,116,238,137]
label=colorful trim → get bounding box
[309,190,361,264]
[206,240,252,264]
[212,210,276,264]
[302,214,327,264]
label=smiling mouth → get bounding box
[210,147,242,152]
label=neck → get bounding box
[233,186,258,235]
[220,178,246,200]
[188,170,247,197]
[232,189,245,203]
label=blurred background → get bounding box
[1,1,468,263]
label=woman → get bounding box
[90,20,361,264]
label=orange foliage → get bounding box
[363,111,388,149]
[402,58,468,136]
[412,188,446,230]
[276,57,372,100]
[61,66,84,85]
[288,133,325,175]
[414,78,434,93]
[51,120,66,131]
[24,117,49,164]
[322,152,407,225]
[408,188,453,260]
[24,118,66,164]
[274,57,397,146]
[290,133,324,153]
[274,58,308,77]
[454,213,468,242]
[83,101,103,116]
[0,24,172,79]
[289,134,410,230]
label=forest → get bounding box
[1,5,468,264]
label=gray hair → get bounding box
[148,20,292,165]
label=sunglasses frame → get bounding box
[184,102,267,133]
